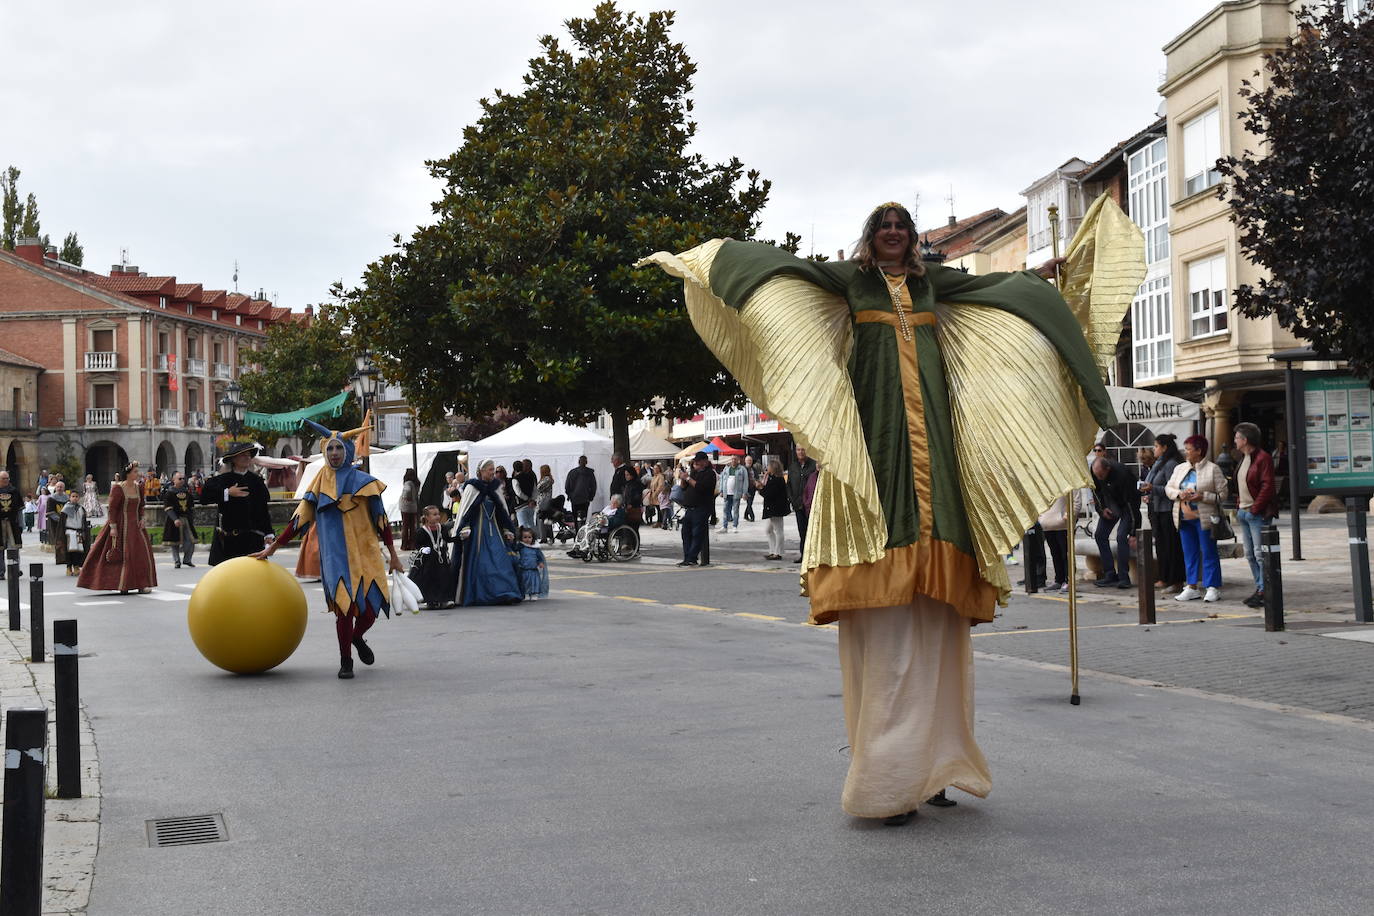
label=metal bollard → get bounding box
[1137,525,1156,625]
[1261,524,1284,632]
[1347,497,1372,624]
[6,547,20,631]
[0,707,48,916]
[28,563,44,663]
[54,619,81,799]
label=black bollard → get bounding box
[6,547,20,631]
[1261,524,1284,632]
[28,563,44,663]
[0,708,48,916]
[54,619,81,799]
[701,521,711,566]
[1137,525,1156,625]
[1348,497,1373,624]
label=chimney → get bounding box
[948,214,957,227]
[14,237,44,265]
[304,304,314,317]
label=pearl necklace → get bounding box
[881,270,913,341]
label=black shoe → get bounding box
[174,562,181,569]
[883,810,917,827]
[338,657,354,679]
[676,560,696,567]
[1116,579,1134,590]
[1094,576,1119,587]
[698,561,711,567]
[185,562,196,568]
[1243,591,1264,608]
[926,790,958,808]
[352,637,375,666]
[793,557,803,563]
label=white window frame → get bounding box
[1132,276,1173,381]
[1182,107,1222,197]
[1188,254,1229,339]
[1128,138,1169,265]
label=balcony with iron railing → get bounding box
[212,362,232,380]
[185,357,207,376]
[86,408,118,427]
[187,410,209,428]
[155,353,170,371]
[158,408,181,427]
[84,351,117,371]
[0,410,37,430]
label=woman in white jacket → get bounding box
[1165,434,1228,602]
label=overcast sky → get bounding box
[7,0,1216,310]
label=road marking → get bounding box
[973,612,1261,638]
[45,590,75,596]
[150,593,190,602]
[558,589,599,596]
[674,603,721,612]
[74,600,124,606]
[735,612,784,621]
[550,569,685,580]
[614,596,657,604]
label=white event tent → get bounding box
[627,428,679,462]
[293,441,472,521]
[466,419,613,514]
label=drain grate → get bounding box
[146,813,228,848]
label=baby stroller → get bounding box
[568,512,640,563]
[538,495,577,544]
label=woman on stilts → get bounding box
[255,421,403,679]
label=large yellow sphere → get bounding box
[187,557,309,674]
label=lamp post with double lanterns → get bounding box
[350,351,380,473]
[217,380,247,461]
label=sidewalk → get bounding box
[0,560,101,915]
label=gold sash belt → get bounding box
[853,310,937,327]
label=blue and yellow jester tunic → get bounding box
[294,427,391,618]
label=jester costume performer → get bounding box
[259,421,402,679]
[640,195,1144,822]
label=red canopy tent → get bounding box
[708,436,745,456]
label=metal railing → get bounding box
[85,408,118,427]
[155,353,170,371]
[158,408,181,427]
[84,352,117,371]
[0,410,37,430]
[184,357,207,376]
[187,410,208,428]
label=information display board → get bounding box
[1298,372,1374,495]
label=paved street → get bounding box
[4,510,1374,914]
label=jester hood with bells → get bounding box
[294,419,390,615]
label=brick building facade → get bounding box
[0,239,294,490]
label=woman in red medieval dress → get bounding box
[77,461,158,594]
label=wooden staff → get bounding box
[1048,204,1081,706]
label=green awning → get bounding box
[244,390,352,432]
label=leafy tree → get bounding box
[52,433,83,487]
[19,193,39,239]
[335,2,774,458]
[0,166,19,250]
[60,232,83,265]
[1218,4,1374,378]
[236,308,361,445]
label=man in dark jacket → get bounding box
[1091,456,1137,589]
[162,471,197,568]
[676,452,716,567]
[786,446,818,563]
[564,455,597,530]
[0,470,22,579]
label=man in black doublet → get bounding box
[202,442,273,565]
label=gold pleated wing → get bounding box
[637,241,888,569]
[935,303,1102,602]
[1061,192,1148,379]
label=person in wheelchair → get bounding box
[569,495,635,560]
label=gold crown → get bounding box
[871,200,905,215]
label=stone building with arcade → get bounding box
[0,239,295,491]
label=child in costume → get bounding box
[410,505,456,609]
[515,527,549,600]
[255,420,403,679]
[62,499,90,575]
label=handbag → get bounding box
[1211,513,1235,541]
[669,483,687,506]
[104,544,122,563]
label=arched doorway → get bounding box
[85,441,129,493]
[155,440,177,477]
[184,441,205,476]
[4,441,17,483]
[1099,422,1159,475]
[280,442,293,457]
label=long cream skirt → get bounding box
[838,596,991,818]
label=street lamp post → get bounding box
[217,380,247,461]
[350,351,380,473]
